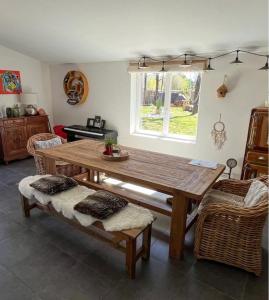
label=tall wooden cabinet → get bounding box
[241,107,268,179]
[0,115,50,164]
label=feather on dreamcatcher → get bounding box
[211,114,227,150]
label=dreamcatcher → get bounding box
[211,114,227,150]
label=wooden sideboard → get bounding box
[241,107,268,179]
[0,115,50,164]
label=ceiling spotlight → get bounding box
[205,58,215,71]
[160,61,166,72]
[259,56,269,70]
[231,50,243,64]
[138,56,149,69]
[182,54,192,67]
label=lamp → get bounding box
[160,61,166,72]
[21,93,38,115]
[181,54,192,67]
[138,56,149,69]
[231,50,243,64]
[136,49,269,72]
[205,58,215,71]
[259,56,269,70]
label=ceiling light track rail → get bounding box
[137,49,269,71]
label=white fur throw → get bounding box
[244,180,268,207]
[18,176,154,231]
[18,175,51,200]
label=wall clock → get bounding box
[63,71,89,105]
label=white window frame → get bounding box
[131,72,200,142]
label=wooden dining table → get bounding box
[36,139,225,259]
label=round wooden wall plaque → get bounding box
[63,71,89,105]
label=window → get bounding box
[132,71,202,141]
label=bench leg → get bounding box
[126,238,136,279]
[21,195,31,218]
[142,224,152,261]
[87,169,95,182]
[95,171,100,183]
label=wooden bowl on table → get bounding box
[101,150,129,161]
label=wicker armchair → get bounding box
[27,133,82,177]
[194,176,268,276]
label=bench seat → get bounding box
[21,194,153,279]
[19,176,155,279]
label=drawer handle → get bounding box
[258,156,265,160]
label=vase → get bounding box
[105,145,113,155]
[6,107,12,118]
[12,108,20,117]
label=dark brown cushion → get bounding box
[74,190,128,219]
[30,175,78,195]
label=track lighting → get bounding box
[136,49,268,71]
[231,50,243,64]
[259,56,269,70]
[160,61,166,72]
[138,56,149,69]
[182,54,191,67]
[205,58,215,71]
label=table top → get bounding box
[36,139,225,199]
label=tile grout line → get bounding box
[239,274,249,300]
[0,262,41,298]
[192,276,239,300]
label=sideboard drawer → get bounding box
[26,115,48,125]
[3,118,25,127]
[0,115,50,164]
[242,163,268,180]
[246,151,268,165]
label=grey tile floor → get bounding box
[0,158,267,300]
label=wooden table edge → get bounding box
[36,148,225,200]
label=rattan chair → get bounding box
[27,133,82,177]
[194,176,268,276]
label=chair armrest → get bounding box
[199,201,268,220]
[212,178,253,197]
[194,200,268,262]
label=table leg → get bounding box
[44,157,56,174]
[87,169,95,182]
[87,169,100,183]
[169,192,189,259]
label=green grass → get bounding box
[140,106,198,136]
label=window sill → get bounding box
[131,132,196,144]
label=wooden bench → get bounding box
[74,173,198,233]
[20,194,153,279]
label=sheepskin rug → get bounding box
[18,175,154,231]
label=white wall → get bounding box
[0,45,53,122]
[50,55,268,177]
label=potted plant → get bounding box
[104,136,115,156]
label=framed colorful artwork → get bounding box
[0,70,22,94]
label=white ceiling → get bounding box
[0,0,267,63]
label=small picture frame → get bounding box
[94,115,101,128]
[101,120,106,129]
[87,118,95,127]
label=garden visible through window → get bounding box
[134,71,201,140]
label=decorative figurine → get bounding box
[217,75,228,98]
